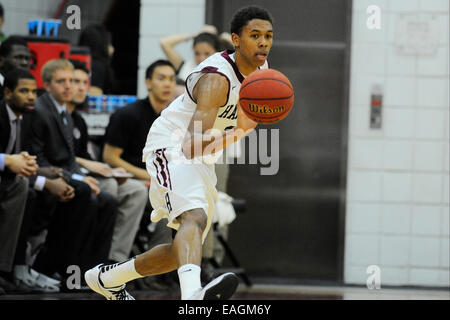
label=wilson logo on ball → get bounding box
[248,104,286,115]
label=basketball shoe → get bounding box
[189,272,239,300]
[84,264,134,300]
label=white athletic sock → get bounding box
[98,257,142,289]
[178,264,202,300]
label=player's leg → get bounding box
[85,208,206,299]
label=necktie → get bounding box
[60,111,74,155]
[14,118,21,153]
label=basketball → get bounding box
[239,69,294,124]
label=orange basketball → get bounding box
[239,69,294,124]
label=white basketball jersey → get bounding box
[143,50,269,162]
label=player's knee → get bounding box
[180,209,207,232]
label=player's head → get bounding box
[69,59,90,105]
[193,32,221,65]
[230,6,274,69]
[42,59,74,105]
[3,68,37,115]
[145,60,176,103]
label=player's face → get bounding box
[233,19,273,68]
[146,65,176,103]
[72,69,89,104]
[194,42,217,65]
[5,78,37,114]
[45,68,74,105]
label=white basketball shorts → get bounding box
[145,147,218,243]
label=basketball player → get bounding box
[85,5,274,300]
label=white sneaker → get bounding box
[189,272,239,300]
[13,265,60,293]
[84,264,134,300]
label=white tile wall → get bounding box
[438,269,450,286]
[440,237,449,268]
[383,107,415,138]
[384,76,416,107]
[344,265,368,284]
[380,204,410,234]
[386,46,415,76]
[411,205,442,236]
[417,46,449,77]
[416,77,449,108]
[442,174,449,204]
[346,0,449,287]
[412,173,443,203]
[351,44,386,75]
[419,0,450,12]
[383,141,413,170]
[388,0,420,13]
[348,171,382,201]
[379,235,410,266]
[409,268,441,286]
[350,139,384,169]
[381,267,409,285]
[414,109,446,139]
[410,237,440,267]
[381,172,412,202]
[346,234,380,265]
[441,208,450,236]
[413,141,444,171]
[346,203,380,233]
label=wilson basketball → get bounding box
[239,69,294,124]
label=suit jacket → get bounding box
[23,92,82,179]
[0,100,35,193]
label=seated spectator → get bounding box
[78,24,116,95]
[23,59,118,284]
[102,60,176,180]
[102,60,177,290]
[0,68,63,293]
[68,59,147,264]
[0,36,31,100]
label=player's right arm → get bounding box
[182,73,257,159]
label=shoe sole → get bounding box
[202,273,239,300]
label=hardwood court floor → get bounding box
[0,283,448,300]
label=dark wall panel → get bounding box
[206,0,351,282]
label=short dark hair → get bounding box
[4,68,35,91]
[230,6,274,35]
[0,3,4,18]
[193,32,221,52]
[0,36,29,57]
[145,60,175,79]
[69,59,89,75]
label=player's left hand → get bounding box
[237,103,258,132]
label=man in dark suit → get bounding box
[0,68,72,293]
[24,59,118,283]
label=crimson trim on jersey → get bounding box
[221,50,245,83]
[184,66,231,109]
